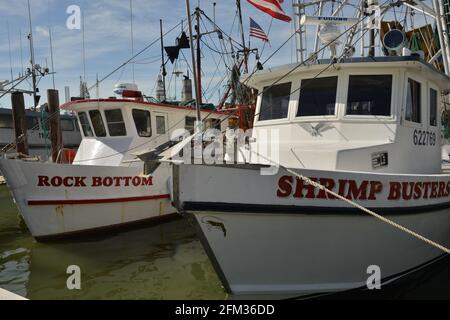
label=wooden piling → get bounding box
[11,92,29,155]
[47,89,62,162]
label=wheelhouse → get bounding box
[244,56,450,174]
[61,99,228,166]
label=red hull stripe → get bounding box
[28,194,171,206]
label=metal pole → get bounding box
[160,19,167,98]
[27,0,38,108]
[185,0,202,130]
[195,7,203,104]
[236,0,248,73]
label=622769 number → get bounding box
[413,129,436,146]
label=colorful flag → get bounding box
[246,0,292,22]
[249,18,269,42]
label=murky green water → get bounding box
[1,184,449,300]
[0,185,226,300]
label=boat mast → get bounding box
[236,0,248,72]
[27,0,39,108]
[130,0,135,83]
[195,7,203,104]
[160,19,167,98]
[185,0,202,130]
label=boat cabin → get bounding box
[244,56,450,175]
[61,99,228,167]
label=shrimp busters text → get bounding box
[277,176,450,201]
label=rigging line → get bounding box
[201,11,246,49]
[0,75,31,100]
[88,20,184,92]
[244,0,392,95]
[180,50,208,102]
[247,148,450,255]
[82,1,87,86]
[7,22,13,82]
[260,18,274,57]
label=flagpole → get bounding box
[185,0,202,131]
[236,0,248,73]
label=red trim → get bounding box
[28,194,171,206]
[61,99,228,116]
[246,0,292,22]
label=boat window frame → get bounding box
[294,75,339,119]
[104,108,128,137]
[428,84,439,128]
[255,79,298,125]
[403,74,424,128]
[88,109,107,137]
[344,74,394,118]
[254,80,295,126]
[132,108,152,138]
[340,70,398,122]
[77,111,95,138]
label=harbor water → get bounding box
[0,184,449,300]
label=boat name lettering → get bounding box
[37,175,153,187]
[277,176,450,201]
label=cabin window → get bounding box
[26,117,39,130]
[185,116,196,134]
[297,76,337,117]
[89,110,107,137]
[61,119,75,131]
[132,109,152,137]
[259,82,291,121]
[104,109,127,136]
[346,75,392,116]
[0,114,13,128]
[78,112,94,137]
[430,88,438,127]
[405,79,421,123]
[156,116,166,134]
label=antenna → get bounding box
[48,0,55,89]
[7,22,13,82]
[19,29,24,77]
[49,28,55,89]
[27,0,39,108]
[82,5,87,86]
[130,0,135,84]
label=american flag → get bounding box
[249,18,269,42]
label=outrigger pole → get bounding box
[185,0,202,132]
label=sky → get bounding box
[0,0,435,109]
[0,0,296,109]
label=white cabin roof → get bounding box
[243,56,450,92]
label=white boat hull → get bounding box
[173,164,450,296]
[0,157,176,240]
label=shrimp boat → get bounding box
[0,84,230,240]
[166,0,450,296]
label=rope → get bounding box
[245,148,450,254]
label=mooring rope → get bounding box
[246,147,450,254]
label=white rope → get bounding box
[248,147,450,254]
